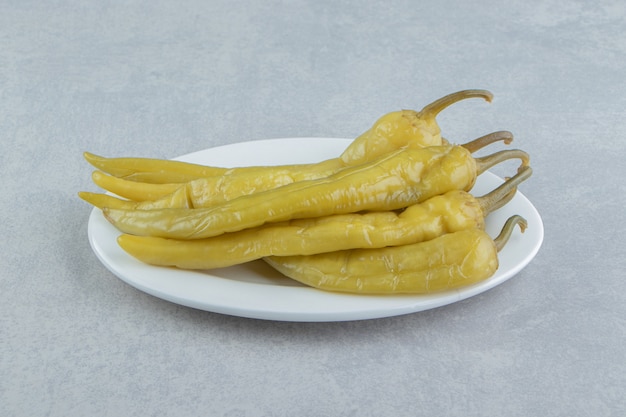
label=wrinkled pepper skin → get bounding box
[114,166,531,270]
[84,155,348,205]
[338,109,443,166]
[149,158,345,209]
[81,130,514,210]
[264,214,527,295]
[143,126,502,209]
[339,89,492,166]
[103,145,479,240]
[264,228,500,294]
[80,158,345,211]
[115,190,485,269]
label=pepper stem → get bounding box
[462,131,514,153]
[477,166,533,215]
[475,149,530,174]
[494,215,527,252]
[418,90,493,119]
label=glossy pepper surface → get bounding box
[338,89,492,165]
[115,167,530,269]
[80,130,513,211]
[90,171,181,202]
[102,144,529,239]
[264,215,527,294]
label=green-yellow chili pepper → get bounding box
[83,89,492,184]
[102,144,529,240]
[338,89,493,165]
[264,215,527,294]
[80,130,513,210]
[115,167,530,269]
[90,171,182,202]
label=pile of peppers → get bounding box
[80,90,533,294]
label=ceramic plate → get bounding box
[87,138,543,322]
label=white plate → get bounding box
[87,138,543,322]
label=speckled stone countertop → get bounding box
[2,1,624,416]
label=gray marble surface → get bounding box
[2,1,625,416]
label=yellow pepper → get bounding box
[84,150,347,184]
[80,130,513,211]
[83,89,492,184]
[337,89,493,164]
[115,167,530,269]
[90,171,181,202]
[82,157,346,208]
[264,215,527,294]
[83,151,226,183]
[101,144,529,239]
